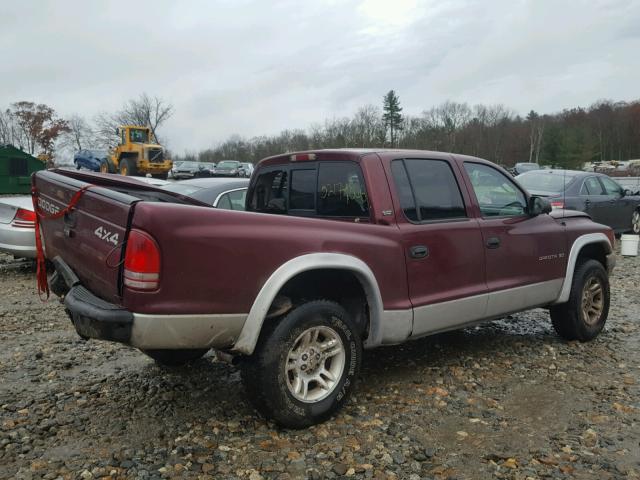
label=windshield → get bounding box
[518,172,577,193]
[160,183,204,196]
[217,161,240,169]
[180,162,198,169]
[129,128,149,143]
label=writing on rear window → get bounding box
[94,226,119,246]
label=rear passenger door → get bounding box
[579,176,610,226]
[462,162,567,316]
[388,157,488,337]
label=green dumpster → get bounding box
[0,145,45,194]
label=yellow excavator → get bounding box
[100,125,172,179]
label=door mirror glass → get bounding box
[529,196,552,216]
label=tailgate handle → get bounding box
[63,212,77,238]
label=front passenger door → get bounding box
[463,162,567,317]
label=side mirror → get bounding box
[623,189,633,197]
[529,196,552,216]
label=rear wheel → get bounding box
[550,259,609,341]
[241,300,362,428]
[142,349,208,366]
[152,172,168,180]
[631,210,640,234]
[119,158,138,176]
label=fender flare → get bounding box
[232,253,385,355]
[552,232,612,304]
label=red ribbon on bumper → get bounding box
[31,182,94,299]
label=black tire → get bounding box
[241,300,362,429]
[100,159,114,174]
[119,158,138,176]
[550,259,610,342]
[142,348,208,366]
[152,172,169,180]
[75,161,81,170]
[631,209,640,234]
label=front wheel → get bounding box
[142,348,208,366]
[550,259,610,341]
[241,300,362,428]
[631,210,640,234]
[119,158,138,176]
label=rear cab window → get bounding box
[247,160,370,220]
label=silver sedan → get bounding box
[0,196,36,258]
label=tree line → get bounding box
[2,91,639,170]
[180,93,640,169]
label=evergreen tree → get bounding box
[382,90,403,146]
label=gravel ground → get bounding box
[0,250,639,480]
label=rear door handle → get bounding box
[486,237,500,249]
[409,245,429,259]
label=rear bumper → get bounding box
[57,260,247,350]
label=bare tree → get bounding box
[93,93,174,148]
[59,114,93,151]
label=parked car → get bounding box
[239,162,255,178]
[168,161,184,179]
[516,169,640,234]
[73,150,109,171]
[0,196,36,258]
[509,162,541,176]
[194,162,217,178]
[34,149,616,428]
[213,160,242,176]
[172,161,208,180]
[160,178,249,209]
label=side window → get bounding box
[290,169,316,210]
[464,163,527,217]
[317,162,369,217]
[249,169,288,213]
[581,177,605,196]
[391,159,466,221]
[600,177,622,196]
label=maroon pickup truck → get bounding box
[33,149,616,428]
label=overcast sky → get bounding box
[2,0,639,153]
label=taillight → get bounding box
[290,153,316,162]
[550,201,565,209]
[11,208,36,228]
[123,229,160,290]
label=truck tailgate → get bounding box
[34,170,138,304]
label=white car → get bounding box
[0,196,37,258]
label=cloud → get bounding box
[1,0,638,154]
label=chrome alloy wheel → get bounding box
[632,211,640,234]
[581,277,604,325]
[285,326,345,403]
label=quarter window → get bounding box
[464,163,527,217]
[217,189,247,210]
